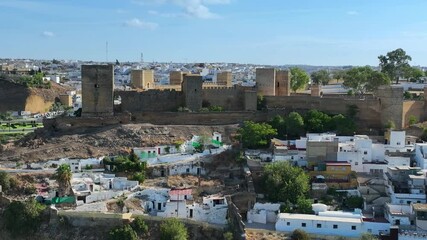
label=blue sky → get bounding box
[1,0,427,66]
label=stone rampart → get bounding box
[265,95,383,129]
[117,90,184,112]
[132,111,266,125]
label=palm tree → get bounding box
[54,164,72,197]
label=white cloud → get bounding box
[124,18,158,29]
[42,31,55,37]
[133,0,230,19]
[346,11,359,15]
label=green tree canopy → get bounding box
[311,69,331,85]
[238,121,277,149]
[160,218,188,240]
[332,70,346,83]
[286,112,305,139]
[3,199,46,237]
[343,66,390,95]
[54,164,72,197]
[290,67,310,92]
[109,225,138,240]
[331,114,356,135]
[269,115,287,139]
[404,66,424,82]
[378,48,412,84]
[304,109,332,133]
[263,161,309,204]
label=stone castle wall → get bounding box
[265,95,383,129]
[131,111,265,125]
[202,86,246,111]
[402,100,425,127]
[117,90,183,112]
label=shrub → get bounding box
[160,218,188,240]
[0,170,11,191]
[108,225,137,240]
[132,217,149,236]
[3,199,46,237]
[290,229,310,240]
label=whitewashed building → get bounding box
[247,203,281,224]
[275,210,390,238]
[414,143,427,169]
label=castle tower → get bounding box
[311,84,322,97]
[131,69,154,90]
[182,75,203,111]
[376,85,404,129]
[275,70,291,96]
[217,71,232,87]
[170,71,185,85]
[256,68,276,96]
[81,65,114,117]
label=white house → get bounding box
[385,203,413,226]
[275,211,390,238]
[385,167,427,205]
[414,143,427,169]
[247,203,281,224]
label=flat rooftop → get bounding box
[278,213,361,223]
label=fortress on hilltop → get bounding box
[59,65,427,130]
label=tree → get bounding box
[332,70,346,83]
[238,121,277,149]
[160,218,188,240]
[296,198,313,214]
[0,170,11,191]
[343,67,390,95]
[290,67,310,92]
[311,69,331,86]
[131,217,149,236]
[286,112,305,139]
[263,162,309,204]
[378,48,412,84]
[109,225,138,240]
[404,66,424,82]
[304,109,332,133]
[332,114,356,135]
[290,229,310,240]
[269,115,287,138]
[3,199,46,237]
[54,164,72,197]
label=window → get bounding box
[333,225,338,229]
[317,224,322,228]
[397,142,401,145]
[287,222,290,226]
[302,223,306,227]
[355,162,358,165]
[351,226,356,230]
[364,151,367,155]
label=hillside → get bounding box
[0,123,239,162]
[0,76,71,113]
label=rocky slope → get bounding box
[0,123,239,162]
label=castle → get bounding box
[80,65,427,130]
